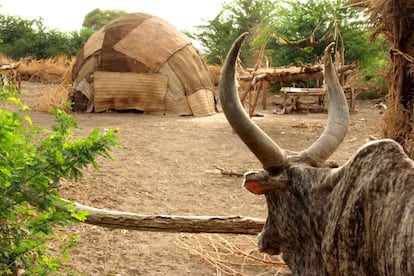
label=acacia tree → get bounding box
[190,0,278,65]
[260,0,387,93]
[267,0,384,67]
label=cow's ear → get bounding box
[244,178,269,194]
[243,171,287,195]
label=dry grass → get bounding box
[0,55,12,65]
[175,234,291,276]
[207,64,222,86]
[357,0,414,157]
[35,83,71,112]
[1,54,73,112]
[18,56,74,83]
[1,54,74,84]
[345,71,367,95]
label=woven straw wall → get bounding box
[94,72,168,113]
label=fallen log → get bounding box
[69,200,265,235]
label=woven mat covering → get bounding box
[159,62,185,101]
[187,89,216,116]
[100,22,139,72]
[71,50,84,80]
[72,78,94,112]
[93,71,168,113]
[166,45,214,95]
[83,28,105,59]
[73,55,98,84]
[99,49,132,72]
[165,93,192,115]
[104,13,150,30]
[113,16,190,72]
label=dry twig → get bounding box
[214,165,244,177]
[175,234,291,275]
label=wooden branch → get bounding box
[277,30,333,49]
[238,64,355,83]
[69,200,265,235]
[214,165,244,177]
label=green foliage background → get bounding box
[0,7,126,59]
[189,0,388,95]
[0,14,93,59]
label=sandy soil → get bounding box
[18,82,383,275]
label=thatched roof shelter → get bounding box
[71,13,216,116]
[350,0,414,157]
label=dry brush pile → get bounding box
[352,0,414,158]
[1,54,73,111]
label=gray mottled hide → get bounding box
[258,139,414,275]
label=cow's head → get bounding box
[219,32,349,171]
[219,33,350,274]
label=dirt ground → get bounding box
[18,82,383,275]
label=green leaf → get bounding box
[71,210,89,222]
[55,150,64,165]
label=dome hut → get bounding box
[71,13,216,116]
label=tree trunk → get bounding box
[71,201,265,235]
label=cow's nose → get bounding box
[258,235,281,255]
[260,246,281,256]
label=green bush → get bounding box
[0,14,92,59]
[0,88,118,275]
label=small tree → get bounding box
[82,8,127,31]
[264,0,388,92]
[190,0,278,65]
[0,88,118,275]
[266,0,383,66]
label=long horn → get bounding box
[219,33,288,172]
[298,43,349,165]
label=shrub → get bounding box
[0,87,118,275]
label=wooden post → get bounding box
[261,80,270,110]
[249,81,262,117]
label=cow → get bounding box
[219,32,414,275]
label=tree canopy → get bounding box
[190,0,387,94]
[0,7,128,59]
[189,0,278,65]
[268,0,384,68]
[0,14,93,59]
[192,0,384,67]
[0,7,126,59]
[82,8,127,31]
